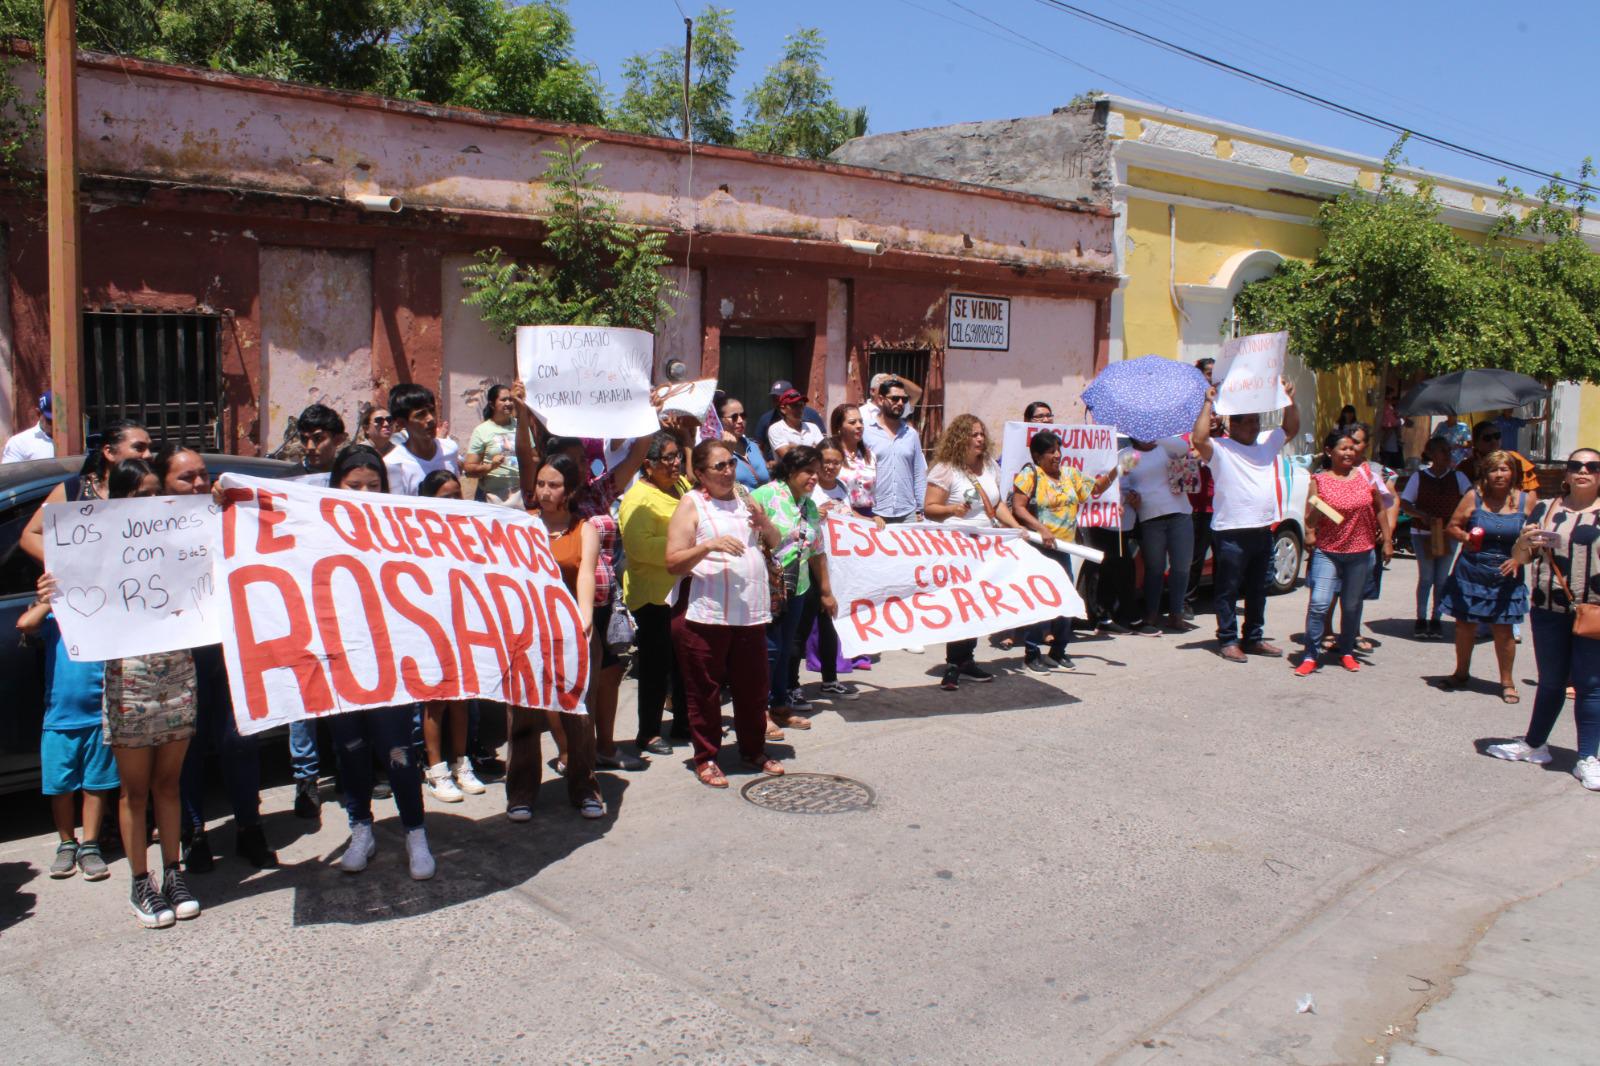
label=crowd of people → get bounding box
[12,365,1600,932]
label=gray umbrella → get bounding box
[1397,369,1548,416]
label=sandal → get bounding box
[695,762,728,789]
[1501,687,1521,705]
[765,724,785,741]
[1435,674,1470,692]
[745,758,785,776]
[771,713,812,731]
[1354,638,1375,654]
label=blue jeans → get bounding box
[180,646,262,831]
[1525,608,1600,759]
[1139,513,1195,620]
[1213,527,1273,647]
[331,705,426,830]
[1412,533,1459,620]
[289,720,320,781]
[767,598,807,708]
[1303,549,1375,659]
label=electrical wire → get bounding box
[1028,0,1594,194]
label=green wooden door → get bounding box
[717,337,797,415]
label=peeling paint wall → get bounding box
[258,247,374,451]
[654,267,703,379]
[944,295,1098,438]
[825,279,849,416]
[440,253,515,449]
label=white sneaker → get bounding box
[904,645,925,655]
[340,822,377,873]
[453,757,486,795]
[1574,756,1600,791]
[507,806,533,823]
[1486,738,1553,765]
[426,762,464,802]
[406,827,436,880]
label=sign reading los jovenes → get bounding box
[947,293,1010,351]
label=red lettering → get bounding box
[543,585,590,711]
[220,486,254,558]
[523,579,554,707]
[394,508,433,558]
[362,503,409,554]
[1028,574,1064,609]
[882,596,914,634]
[910,590,953,628]
[226,564,333,721]
[471,516,515,565]
[446,514,487,564]
[867,527,900,558]
[311,556,396,706]
[255,490,294,555]
[980,580,1018,616]
[951,586,981,623]
[992,537,1018,559]
[414,510,465,562]
[849,598,882,642]
[380,562,460,701]
[449,569,508,693]
[913,565,930,588]
[485,574,537,705]
[1008,582,1036,611]
[320,498,372,552]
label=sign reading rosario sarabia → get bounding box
[822,513,1086,657]
[215,475,589,736]
[515,324,660,438]
[946,292,1011,350]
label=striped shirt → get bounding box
[1528,499,1600,614]
[682,490,772,627]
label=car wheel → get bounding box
[1269,527,1302,595]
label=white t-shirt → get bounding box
[2,423,54,463]
[811,481,849,509]
[1122,439,1194,521]
[384,438,462,496]
[1208,428,1287,531]
[767,420,823,454]
[928,460,1003,529]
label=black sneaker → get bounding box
[1130,621,1163,637]
[1413,619,1428,639]
[161,867,201,920]
[130,874,175,929]
[940,666,960,691]
[1427,620,1444,640]
[372,779,393,801]
[182,829,214,874]
[957,661,994,682]
[293,777,320,819]
[1098,619,1132,635]
[1024,652,1052,674]
[236,825,278,868]
[1049,650,1074,671]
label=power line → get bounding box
[1028,0,1594,194]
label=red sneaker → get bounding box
[1293,659,1317,677]
[1339,655,1361,673]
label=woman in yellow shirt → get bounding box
[620,430,692,755]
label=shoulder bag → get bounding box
[1544,543,1600,638]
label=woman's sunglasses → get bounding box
[704,459,736,473]
[370,416,392,426]
[1566,459,1600,474]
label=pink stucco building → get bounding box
[1,51,1117,453]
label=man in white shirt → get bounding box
[2,392,55,463]
[384,383,461,495]
[1191,379,1299,663]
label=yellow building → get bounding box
[836,96,1600,460]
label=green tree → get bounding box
[737,27,862,159]
[1234,138,1600,384]
[611,5,739,144]
[460,138,680,333]
[0,0,604,121]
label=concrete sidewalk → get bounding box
[1387,862,1600,1066]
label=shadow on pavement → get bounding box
[0,860,39,932]
[1472,737,1579,774]
[827,669,1082,721]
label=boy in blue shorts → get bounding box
[19,573,118,880]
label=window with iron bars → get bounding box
[83,310,223,450]
[868,349,939,442]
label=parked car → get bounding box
[0,454,295,795]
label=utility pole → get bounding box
[681,17,692,143]
[44,0,83,455]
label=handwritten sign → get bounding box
[823,515,1085,655]
[215,475,588,736]
[515,325,659,438]
[1214,331,1291,416]
[947,292,1010,350]
[998,422,1122,529]
[652,378,719,421]
[43,495,222,661]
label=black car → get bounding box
[0,454,296,794]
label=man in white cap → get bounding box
[3,391,57,463]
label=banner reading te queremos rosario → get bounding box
[215,475,589,736]
[822,514,1087,657]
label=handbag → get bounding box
[1544,547,1600,639]
[605,584,636,653]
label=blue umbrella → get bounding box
[1082,355,1209,441]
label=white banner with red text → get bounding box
[215,475,589,736]
[997,422,1123,529]
[822,514,1086,657]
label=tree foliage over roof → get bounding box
[1235,137,1600,383]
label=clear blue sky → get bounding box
[566,0,1594,193]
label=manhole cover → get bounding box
[740,772,876,814]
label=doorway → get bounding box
[717,337,798,413]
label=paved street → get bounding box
[2,567,1596,1065]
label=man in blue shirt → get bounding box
[862,378,926,522]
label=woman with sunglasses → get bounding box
[357,405,395,457]
[619,429,694,755]
[715,393,770,492]
[1437,450,1535,703]
[1492,450,1600,789]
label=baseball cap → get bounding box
[778,388,806,406]
[39,391,52,417]
[769,380,794,397]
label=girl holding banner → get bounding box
[925,415,1018,691]
[829,405,877,517]
[321,446,437,881]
